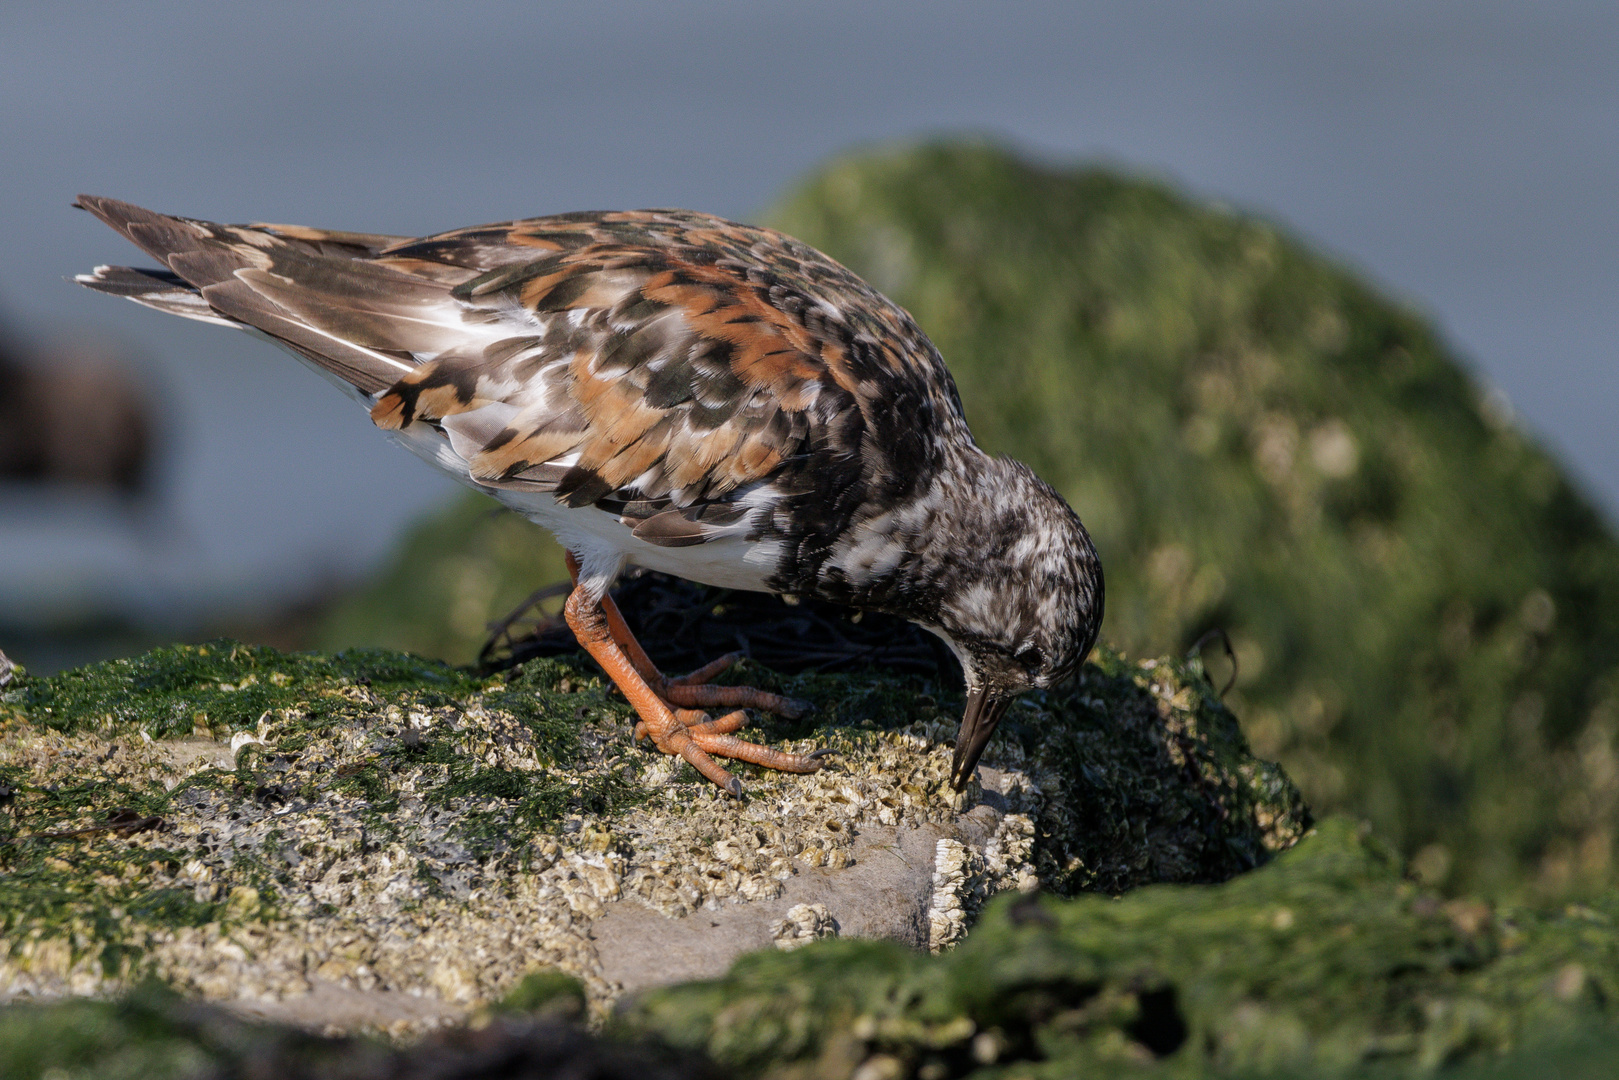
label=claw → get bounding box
[807,748,835,761]
[725,776,744,799]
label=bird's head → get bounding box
[930,459,1104,790]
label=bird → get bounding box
[74,196,1104,797]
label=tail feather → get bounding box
[74,195,430,396]
[76,197,234,284]
[248,221,411,259]
[74,264,240,328]
[74,264,186,296]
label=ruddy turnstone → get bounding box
[75,197,1103,796]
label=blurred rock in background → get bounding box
[0,326,154,496]
[318,142,1619,902]
[0,320,167,672]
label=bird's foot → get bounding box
[634,707,832,797]
[648,653,815,720]
[560,556,825,796]
[633,706,746,742]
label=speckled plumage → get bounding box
[76,196,1103,788]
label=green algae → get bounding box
[6,640,473,737]
[0,980,705,1080]
[4,642,1617,1076]
[619,818,1619,1078]
[763,143,1619,902]
[0,641,632,987]
[9,929,1619,1080]
[1006,646,1303,895]
[495,967,589,1021]
[0,985,223,1080]
[0,636,1305,1014]
[0,642,611,856]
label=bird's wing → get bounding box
[77,201,969,546]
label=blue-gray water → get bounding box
[2,1,1615,661]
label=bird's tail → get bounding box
[73,195,432,396]
[75,263,241,329]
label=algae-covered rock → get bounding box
[320,142,1619,900]
[8,646,1619,1077]
[10,972,1619,1080]
[0,640,1304,1031]
[766,144,1619,902]
[0,981,718,1080]
[621,817,1619,1079]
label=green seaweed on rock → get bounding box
[0,642,636,997]
[6,644,1619,1076]
[1,638,1305,1018]
[765,143,1619,902]
[0,980,709,1080]
[4,640,473,738]
[620,818,1619,1078]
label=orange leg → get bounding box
[566,553,814,719]
[562,558,829,796]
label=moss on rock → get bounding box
[620,817,1619,1078]
[7,645,1619,1077]
[764,143,1619,902]
[0,980,716,1080]
[1,640,1302,1030]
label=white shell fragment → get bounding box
[771,903,840,951]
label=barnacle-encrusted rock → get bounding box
[15,825,1619,1078]
[621,818,1619,1078]
[770,904,838,951]
[926,814,1038,954]
[0,639,1306,1034]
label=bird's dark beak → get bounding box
[950,687,1014,790]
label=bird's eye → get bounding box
[1015,645,1042,672]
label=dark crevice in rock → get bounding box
[1128,985,1189,1057]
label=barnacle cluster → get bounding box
[0,640,1306,1035]
[770,903,838,951]
[927,812,1038,952]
